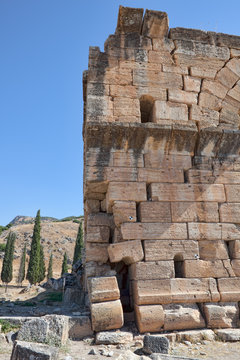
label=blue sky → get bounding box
[0,0,240,225]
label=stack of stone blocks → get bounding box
[83,6,240,333]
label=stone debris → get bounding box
[10,340,59,360]
[143,335,169,355]
[95,330,133,344]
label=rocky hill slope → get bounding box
[0,216,83,283]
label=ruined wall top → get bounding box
[83,6,240,157]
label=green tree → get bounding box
[18,244,26,285]
[1,232,16,291]
[26,210,41,285]
[47,253,53,280]
[38,245,46,283]
[73,222,84,265]
[61,252,68,276]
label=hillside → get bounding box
[0,216,83,283]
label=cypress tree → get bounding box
[27,210,41,285]
[61,252,68,276]
[73,222,84,265]
[18,244,26,285]
[1,232,16,291]
[47,253,53,280]
[38,244,46,283]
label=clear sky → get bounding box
[1,0,240,225]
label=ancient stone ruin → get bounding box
[83,6,240,333]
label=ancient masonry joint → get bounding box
[83,6,240,333]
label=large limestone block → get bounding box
[95,331,133,345]
[228,240,240,259]
[144,240,199,261]
[113,97,140,117]
[152,101,188,122]
[222,223,240,240]
[202,79,228,99]
[106,182,146,212]
[130,261,174,280]
[135,305,164,333]
[116,6,144,34]
[171,202,219,222]
[186,169,215,184]
[68,316,93,340]
[132,278,219,305]
[108,240,144,265]
[150,183,225,202]
[214,171,240,184]
[105,167,138,182]
[142,10,168,38]
[198,92,222,111]
[113,201,136,227]
[199,240,229,260]
[214,329,240,341]
[133,69,183,88]
[220,203,240,223]
[183,260,230,278]
[86,226,110,243]
[226,57,240,76]
[168,89,198,105]
[85,243,109,263]
[203,302,239,328]
[225,185,240,202]
[112,151,144,168]
[184,76,201,92]
[138,168,184,183]
[91,300,124,332]
[87,213,114,228]
[231,260,240,276]
[188,222,222,240]
[190,105,219,125]
[190,66,217,79]
[121,222,187,240]
[88,276,120,303]
[138,202,171,223]
[218,278,240,301]
[216,67,239,88]
[148,50,174,65]
[163,304,205,331]
[144,153,191,170]
[11,341,59,360]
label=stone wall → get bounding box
[83,6,240,333]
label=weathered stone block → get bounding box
[186,169,215,183]
[112,151,144,168]
[225,185,240,202]
[222,223,240,240]
[88,276,120,303]
[168,89,198,105]
[150,183,226,202]
[138,202,171,223]
[116,6,144,34]
[87,213,114,228]
[199,240,229,260]
[68,316,93,340]
[231,259,240,276]
[133,69,183,88]
[190,104,219,125]
[226,57,240,76]
[152,101,188,122]
[144,153,192,169]
[183,76,201,92]
[86,226,110,243]
[108,240,144,265]
[188,222,222,240]
[153,38,175,52]
[228,240,240,259]
[183,260,230,278]
[142,10,168,38]
[85,199,100,214]
[148,50,174,65]
[216,67,239,88]
[95,331,133,345]
[218,278,240,301]
[91,300,124,332]
[143,334,169,354]
[130,261,174,280]
[138,168,184,183]
[106,182,146,211]
[105,167,138,182]
[144,240,199,261]
[113,97,140,117]
[162,64,188,74]
[121,222,187,240]
[11,341,59,360]
[202,79,228,99]
[171,202,219,222]
[203,302,239,328]
[220,203,240,223]
[198,92,222,111]
[132,278,219,305]
[190,66,217,79]
[135,305,164,333]
[174,39,230,60]
[85,243,109,263]
[113,201,136,227]
[215,329,240,341]
[163,304,205,331]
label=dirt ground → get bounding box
[1,338,240,360]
